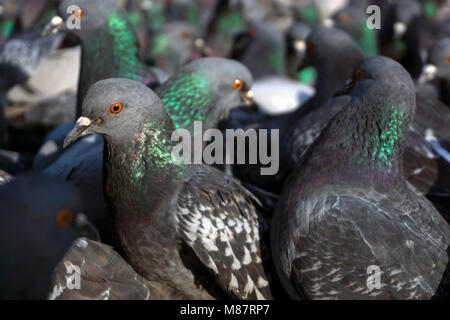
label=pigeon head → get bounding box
[337,56,416,105]
[229,22,286,79]
[420,38,450,83]
[391,0,422,40]
[45,0,118,37]
[328,56,415,176]
[46,0,144,118]
[328,2,378,57]
[0,174,98,299]
[0,174,89,234]
[331,6,365,39]
[298,26,363,99]
[292,0,319,25]
[147,22,201,74]
[0,0,23,20]
[157,57,253,131]
[298,26,363,70]
[64,78,175,150]
[286,22,311,58]
[43,0,135,46]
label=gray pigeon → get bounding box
[0,174,99,299]
[272,56,450,300]
[0,27,64,147]
[37,57,255,243]
[63,78,272,300]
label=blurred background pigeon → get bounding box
[0,0,448,301]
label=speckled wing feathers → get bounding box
[49,238,156,300]
[287,190,449,299]
[176,170,272,299]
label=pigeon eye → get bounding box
[110,102,123,114]
[182,31,191,40]
[233,79,243,90]
[248,28,257,37]
[446,54,450,63]
[72,8,85,18]
[56,208,73,228]
[307,42,315,52]
[356,69,364,80]
[339,13,350,23]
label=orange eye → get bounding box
[182,31,191,40]
[56,208,73,228]
[307,42,315,52]
[248,28,257,37]
[72,8,84,18]
[110,102,123,114]
[233,79,243,90]
[339,13,350,23]
[446,54,450,63]
[356,68,364,80]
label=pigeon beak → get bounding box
[323,18,335,28]
[75,213,101,242]
[241,90,254,105]
[194,38,212,56]
[334,78,355,97]
[63,116,94,148]
[41,16,64,37]
[418,64,437,84]
[393,22,407,40]
[293,40,306,55]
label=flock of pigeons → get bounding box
[0,0,449,300]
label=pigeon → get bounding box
[37,57,255,245]
[46,0,159,117]
[63,78,273,300]
[36,0,153,171]
[285,22,314,82]
[330,0,378,57]
[408,83,450,197]
[229,22,287,80]
[204,0,248,57]
[271,56,450,299]
[0,0,23,22]
[49,238,166,300]
[402,39,450,209]
[164,0,204,30]
[0,27,64,147]
[37,0,167,168]
[156,57,254,132]
[418,37,450,105]
[228,22,315,113]
[290,0,320,26]
[146,21,202,75]
[231,26,364,194]
[41,133,107,240]
[0,174,99,299]
[378,0,425,78]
